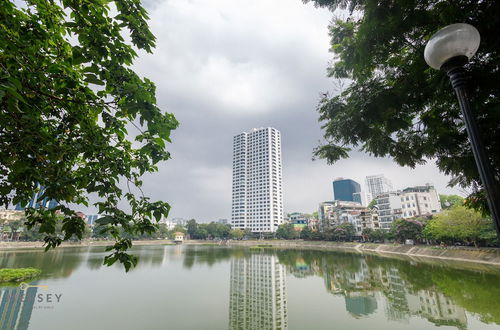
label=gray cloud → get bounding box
[105,0,462,221]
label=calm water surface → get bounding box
[1,245,500,330]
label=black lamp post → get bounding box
[424,23,500,239]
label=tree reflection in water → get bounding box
[276,249,500,329]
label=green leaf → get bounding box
[95,216,115,225]
[84,74,105,86]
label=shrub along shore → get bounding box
[0,268,41,283]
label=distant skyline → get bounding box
[80,0,462,221]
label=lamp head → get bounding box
[424,23,480,70]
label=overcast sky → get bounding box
[125,0,462,222]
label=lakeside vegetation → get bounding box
[0,268,41,283]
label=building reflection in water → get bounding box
[229,253,288,330]
[381,267,467,328]
[280,251,470,329]
[345,292,377,317]
[0,287,37,330]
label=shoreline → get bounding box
[227,240,500,271]
[1,239,500,269]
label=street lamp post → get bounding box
[424,23,500,239]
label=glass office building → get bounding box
[332,179,361,202]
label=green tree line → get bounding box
[185,219,251,240]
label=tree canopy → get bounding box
[306,0,500,213]
[390,218,423,243]
[0,0,178,270]
[185,219,231,240]
[276,223,297,240]
[439,194,465,209]
[423,205,497,246]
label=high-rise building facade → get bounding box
[365,174,393,198]
[231,127,283,233]
[332,178,361,202]
[85,215,100,226]
[14,183,58,211]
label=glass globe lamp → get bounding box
[424,23,480,70]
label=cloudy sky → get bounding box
[128,0,462,222]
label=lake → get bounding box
[1,245,500,330]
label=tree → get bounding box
[196,225,209,240]
[243,228,253,239]
[424,205,497,247]
[390,219,423,243]
[276,223,297,240]
[306,0,500,214]
[440,194,465,209]
[172,224,186,234]
[370,229,386,243]
[368,200,377,209]
[186,219,198,239]
[311,231,324,240]
[331,223,355,241]
[217,223,231,239]
[229,229,244,240]
[205,222,231,239]
[361,228,373,241]
[0,1,178,271]
[301,226,313,240]
[7,220,22,241]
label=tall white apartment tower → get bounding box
[365,174,393,198]
[231,127,283,233]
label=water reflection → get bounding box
[0,245,183,278]
[0,246,498,330]
[0,248,90,280]
[344,292,377,317]
[229,253,288,330]
[0,287,37,330]
[277,249,500,329]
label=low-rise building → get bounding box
[287,212,309,225]
[319,201,372,236]
[307,218,320,231]
[360,208,380,231]
[174,232,185,243]
[374,184,442,229]
[400,185,441,218]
